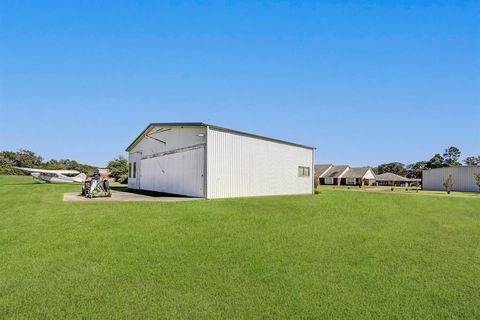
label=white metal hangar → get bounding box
[423,166,480,192]
[125,123,315,199]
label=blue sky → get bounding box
[1,1,478,167]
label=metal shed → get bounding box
[422,166,480,192]
[126,123,315,199]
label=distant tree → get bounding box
[0,150,96,176]
[474,173,480,192]
[0,153,16,175]
[0,151,17,163]
[406,161,428,179]
[374,162,407,176]
[442,146,462,167]
[42,158,96,176]
[464,156,480,166]
[426,153,445,169]
[80,164,97,176]
[0,149,43,175]
[107,156,128,184]
[64,160,80,171]
[442,174,455,194]
[15,149,43,168]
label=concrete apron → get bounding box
[63,190,202,202]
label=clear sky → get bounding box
[1,1,479,167]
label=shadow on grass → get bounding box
[109,186,194,198]
[0,183,48,186]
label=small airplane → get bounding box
[14,167,87,184]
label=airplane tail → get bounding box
[73,173,87,183]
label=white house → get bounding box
[423,166,480,192]
[126,123,315,199]
[315,164,376,186]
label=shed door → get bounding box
[140,146,205,197]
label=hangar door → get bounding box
[140,146,205,197]
[129,152,142,190]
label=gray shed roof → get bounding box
[342,167,372,179]
[322,165,349,178]
[126,122,315,151]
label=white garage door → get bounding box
[140,147,205,197]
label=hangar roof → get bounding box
[126,122,316,152]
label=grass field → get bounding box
[318,185,480,198]
[1,175,480,319]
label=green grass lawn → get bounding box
[1,175,480,319]
[318,185,480,198]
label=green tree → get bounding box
[427,153,444,169]
[406,161,428,179]
[0,152,16,175]
[374,162,407,176]
[0,149,43,175]
[464,156,480,166]
[15,149,43,169]
[442,146,462,167]
[0,149,97,176]
[107,156,128,184]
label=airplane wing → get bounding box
[14,167,80,175]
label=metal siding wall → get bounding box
[206,128,314,198]
[423,167,480,192]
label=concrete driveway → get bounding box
[63,190,202,202]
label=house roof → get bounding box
[126,122,316,152]
[342,167,372,179]
[375,172,410,182]
[322,165,349,178]
[314,164,333,177]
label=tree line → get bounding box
[0,149,128,183]
[374,147,479,179]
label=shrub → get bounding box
[474,173,480,192]
[412,181,420,193]
[389,180,394,191]
[117,174,128,184]
[443,174,455,194]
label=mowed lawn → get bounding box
[1,176,479,319]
